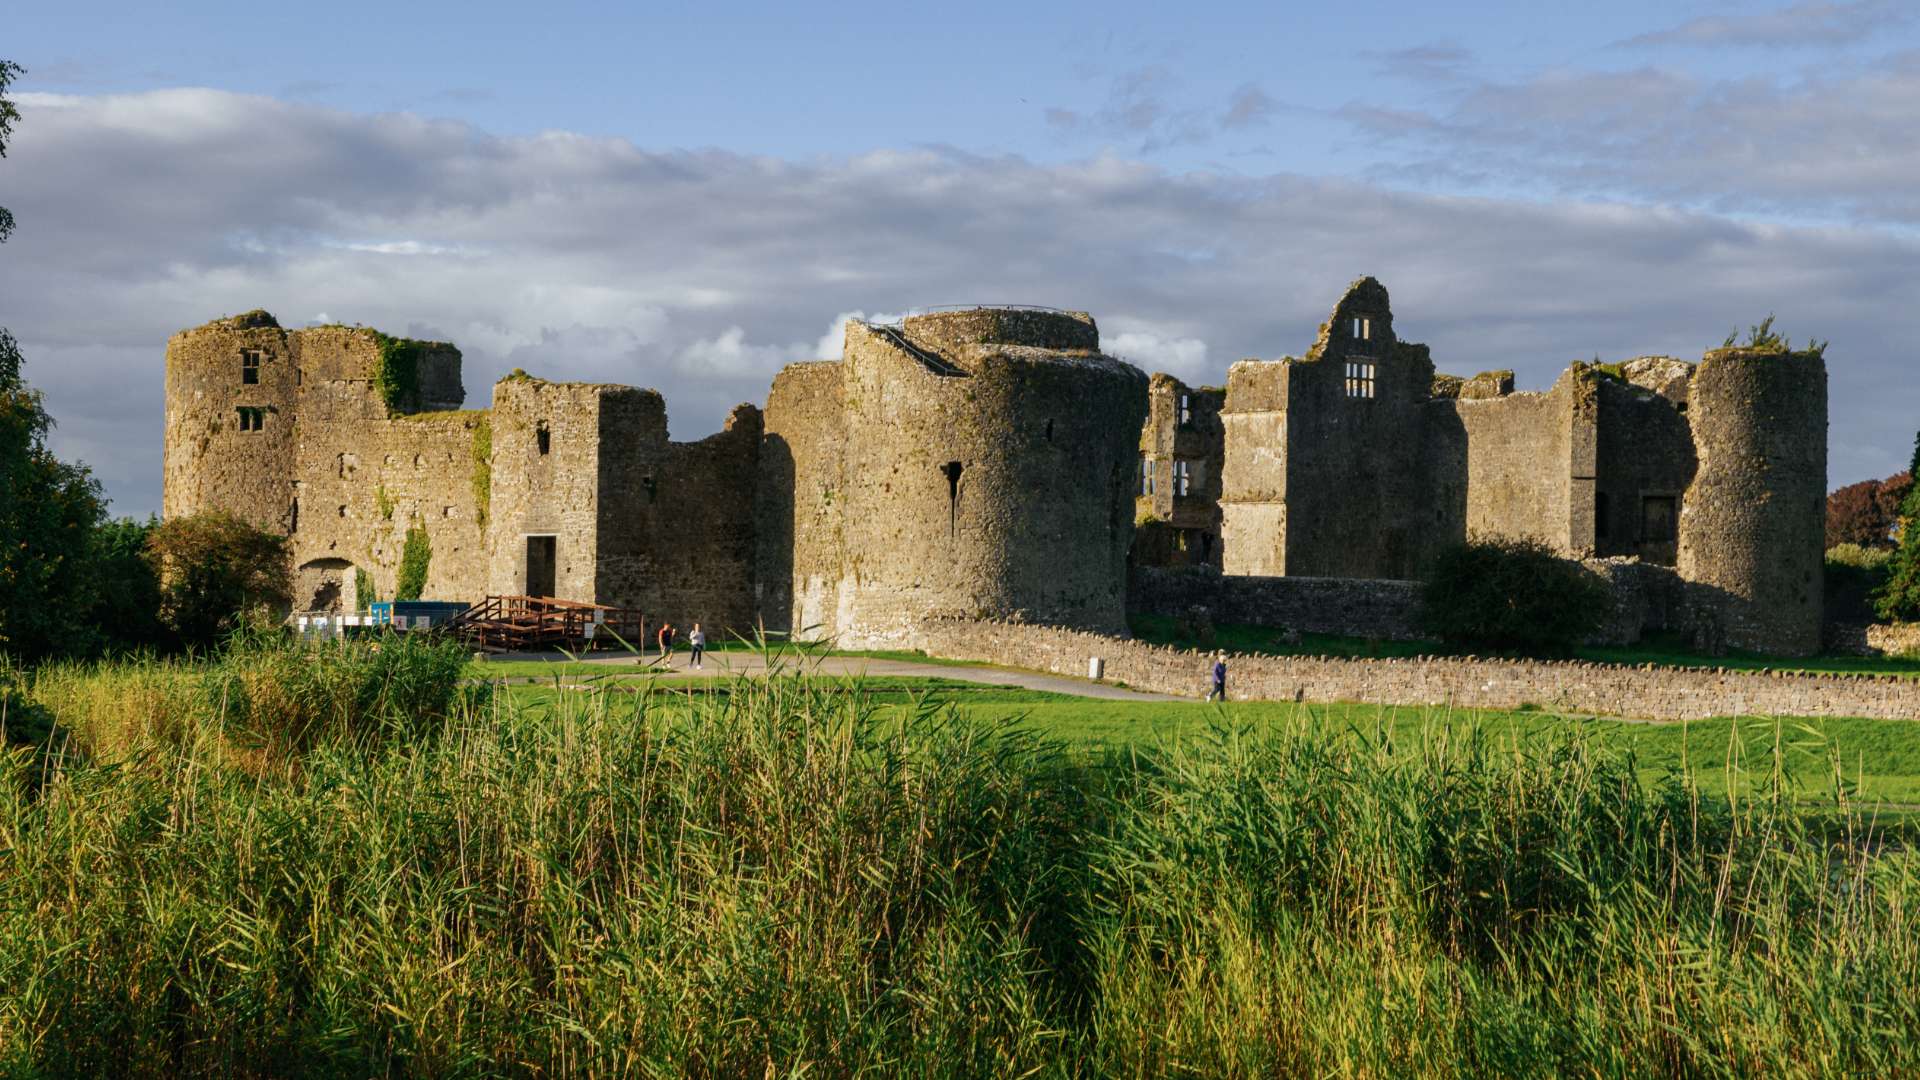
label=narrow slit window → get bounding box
[241,349,262,384]
[1344,361,1375,399]
[1178,393,1192,425]
[536,422,551,456]
[1173,459,1192,496]
[1140,456,1156,496]
[940,461,964,539]
[1595,491,1610,540]
[1351,316,1371,341]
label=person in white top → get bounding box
[689,623,706,668]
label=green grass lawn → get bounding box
[1130,614,1920,679]
[500,675,1920,807]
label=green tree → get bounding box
[146,513,293,650]
[0,332,109,659]
[85,517,166,653]
[0,59,122,661]
[1875,432,1920,622]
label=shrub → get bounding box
[145,512,292,650]
[1420,537,1609,652]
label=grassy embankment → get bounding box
[5,635,1920,1076]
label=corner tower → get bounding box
[1678,346,1828,654]
[770,307,1149,645]
[162,310,299,531]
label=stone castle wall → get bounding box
[162,284,1831,658]
[828,318,1148,646]
[1134,374,1224,567]
[1129,566,1423,640]
[597,402,763,634]
[908,618,1920,722]
[756,361,847,637]
[1679,349,1828,654]
[162,316,298,531]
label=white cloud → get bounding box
[1,88,1916,516]
[1618,0,1908,49]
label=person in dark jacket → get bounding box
[1206,652,1227,702]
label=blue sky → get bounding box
[6,0,1920,514]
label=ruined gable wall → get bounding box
[757,361,846,637]
[485,378,620,602]
[1275,347,1434,578]
[162,320,297,531]
[833,320,1147,646]
[596,401,762,634]
[1679,349,1828,655]
[1593,376,1696,563]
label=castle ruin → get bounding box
[163,278,1829,656]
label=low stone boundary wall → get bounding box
[908,619,1920,722]
[1128,567,1423,640]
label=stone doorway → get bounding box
[525,535,557,598]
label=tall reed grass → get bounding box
[2,635,1915,1077]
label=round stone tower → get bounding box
[1677,347,1828,655]
[162,309,300,532]
[833,308,1148,645]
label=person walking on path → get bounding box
[689,623,706,669]
[1205,652,1227,702]
[657,622,675,663]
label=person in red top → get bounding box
[657,622,675,662]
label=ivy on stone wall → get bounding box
[471,417,492,526]
[395,525,431,602]
[354,568,377,608]
[372,333,422,414]
[375,486,395,521]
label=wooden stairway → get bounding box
[447,595,647,653]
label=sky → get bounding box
[5,0,1920,516]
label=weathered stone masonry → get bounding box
[165,278,1830,660]
[908,618,1920,723]
[165,306,1148,643]
[1200,277,1827,655]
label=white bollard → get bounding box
[1088,656,1104,680]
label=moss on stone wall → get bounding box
[395,525,431,601]
[470,416,492,526]
[375,486,395,521]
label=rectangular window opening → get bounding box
[1351,316,1372,341]
[1173,459,1192,497]
[536,422,551,456]
[1178,393,1192,425]
[1344,361,1376,399]
[241,349,261,385]
[1641,495,1677,542]
[1140,456,1155,496]
[236,406,267,432]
